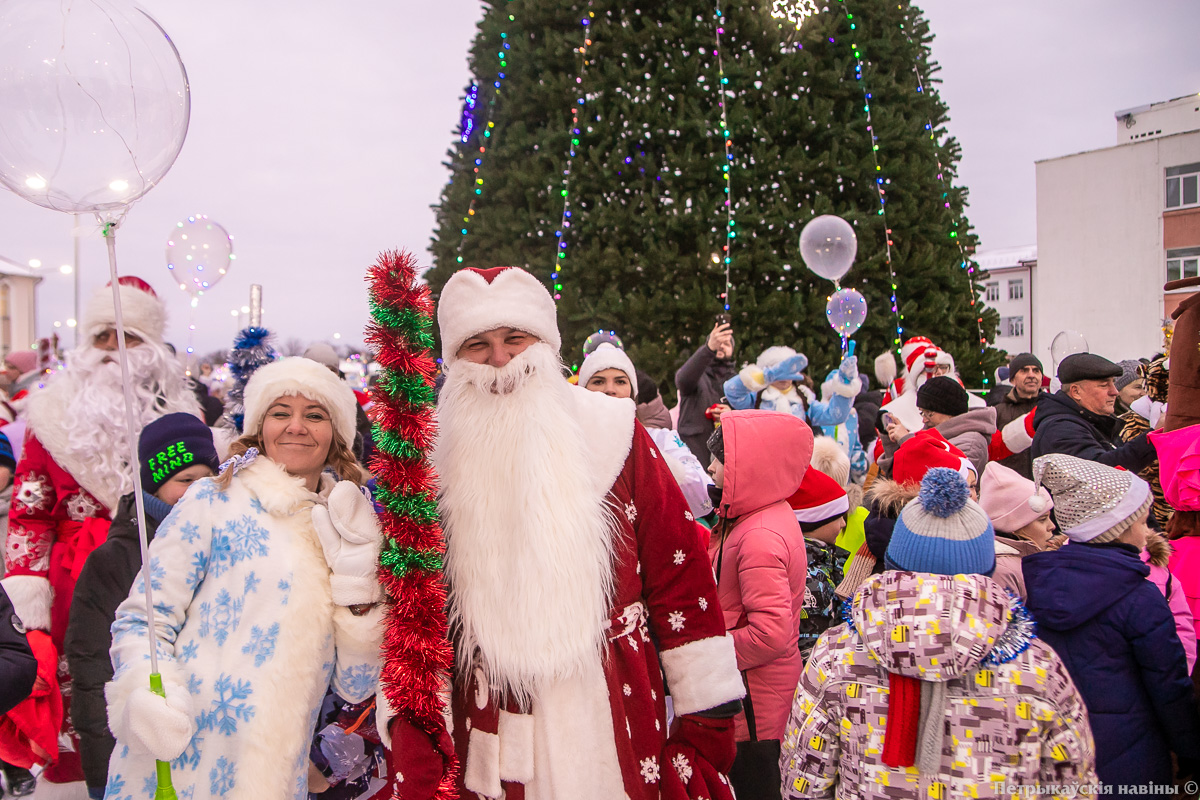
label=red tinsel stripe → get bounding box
[365,250,458,797]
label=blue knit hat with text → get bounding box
[886,467,995,576]
[138,413,219,494]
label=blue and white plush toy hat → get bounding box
[886,467,996,576]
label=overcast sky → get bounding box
[0,0,1197,355]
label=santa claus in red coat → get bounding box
[383,267,744,800]
[1,277,201,796]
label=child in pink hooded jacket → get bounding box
[706,410,812,800]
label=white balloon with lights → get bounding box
[0,2,189,796]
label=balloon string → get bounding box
[102,222,160,678]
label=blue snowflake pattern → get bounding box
[187,674,203,695]
[172,734,203,772]
[243,571,261,595]
[198,674,255,737]
[179,640,199,663]
[242,623,279,667]
[142,776,158,797]
[111,650,128,679]
[179,521,202,544]
[278,575,292,605]
[337,663,379,701]
[193,480,230,504]
[249,496,266,514]
[185,550,209,591]
[132,557,165,593]
[207,517,270,577]
[198,589,244,646]
[153,602,175,619]
[228,516,270,561]
[104,772,131,800]
[209,756,237,795]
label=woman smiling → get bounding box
[104,357,384,800]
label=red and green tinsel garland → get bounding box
[365,250,457,796]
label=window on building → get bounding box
[1000,316,1025,338]
[1167,162,1200,210]
[985,282,1000,302]
[1168,247,1200,283]
[1008,279,1024,301]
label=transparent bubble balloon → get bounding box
[166,215,233,296]
[0,0,190,216]
[826,288,868,338]
[800,215,857,283]
[1051,330,1089,366]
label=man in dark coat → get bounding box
[0,585,36,715]
[1024,454,1200,790]
[991,353,1045,479]
[1030,353,1155,473]
[674,321,736,464]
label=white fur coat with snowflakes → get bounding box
[104,456,382,800]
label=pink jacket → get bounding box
[1167,536,1200,669]
[1146,533,1197,674]
[708,410,813,741]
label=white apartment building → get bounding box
[0,256,41,357]
[1033,92,1200,367]
[975,245,1036,356]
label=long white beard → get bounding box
[58,344,200,504]
[435,343,616,708]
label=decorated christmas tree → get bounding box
[425,0,1000,391]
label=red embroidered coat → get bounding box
[451,423,744,799]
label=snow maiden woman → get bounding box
[103,357,385,799]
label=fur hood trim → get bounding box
[234,454,331,516]
[1145,531,1172,568]
[865,477,919,517]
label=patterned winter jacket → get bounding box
[780,571,1097,800]
[797,538,846,658]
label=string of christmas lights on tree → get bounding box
[365,250,456,798]
[454,4,517,265]
[835,0,905,355]
[714,7,735,313]
[549,7,596,304]
[899,10,991,386]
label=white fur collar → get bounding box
[233,455,334,516]
[24,375,121,512]
[567,383,635,496]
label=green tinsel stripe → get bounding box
[381,540,444,577]
[378,372,436,408]
[374,427,423,461]
[375,483,440,524]
[369,300,435,351]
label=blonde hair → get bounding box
[214,431,364,490]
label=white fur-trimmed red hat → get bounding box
[437,267,560,367]
[82,276,167,344]
[787,466,849,530]
[578,342,638,398]
[243,357,358,448]
[901,336,935,376]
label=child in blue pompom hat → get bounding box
[780,467,1098,797]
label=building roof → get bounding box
[974,245,1037,271]
[0,255,40,279]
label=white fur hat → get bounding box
[437,267,560,367]
[82,276,167,344]
[756,345,798,371]
[578,343,638,398]
[243,357,358,449]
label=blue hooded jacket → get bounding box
[1024,542,1200,788]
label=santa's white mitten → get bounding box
[312,481,383,606]
[120,684,195,761]
[1,575,52,632]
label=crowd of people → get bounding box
[0,266,1197,799]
